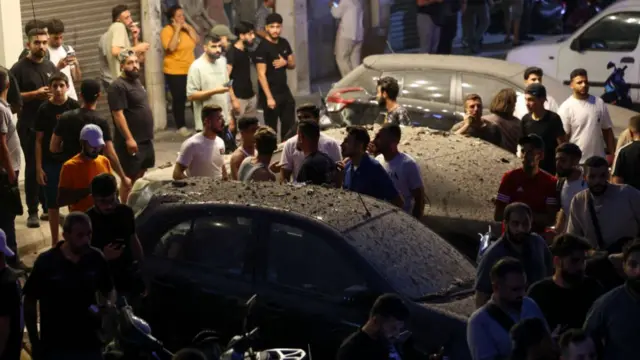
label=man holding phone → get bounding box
[450,93,502,147]
[47,19,81,101]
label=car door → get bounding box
[557,11,640,102]
[250,213,384,359]
[144,207,259,348]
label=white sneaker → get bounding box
[178,127,191,136]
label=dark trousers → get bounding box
[262,93,296,141]
[437,13,459,54]
[18,128,47,215]
[165,74,188,129]
[520,0,533,37]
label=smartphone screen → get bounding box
[225,79,234,87]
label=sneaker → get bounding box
[40,213,49,221]
[178,127,191,137]
[26,214,40,228]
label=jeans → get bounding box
[18,128,47,215]
[165,74,188,129]
[335,37,363,77]
[462,4,490,49]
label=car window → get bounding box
[338,66,382,95]
[578,12,640,52]
[154,216,254,277]
[461,73,514,109]
[267,222,367,297]
[384,71,452,103]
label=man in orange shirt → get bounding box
[58,124,112,212]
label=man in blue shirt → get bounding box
[339,126,403,208]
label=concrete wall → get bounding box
[0,0,23,67]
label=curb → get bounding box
[15,219,52,260]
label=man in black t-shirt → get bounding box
[520,83,568,175]
[227,21,259,128]
[108,50,155,203]
[612,115,640,190]
[87,173,145,303]
[23,212,113,360]
[295,120,337,186]
[527,234,604,332]
[254,13,296,142]
[10,28,59,229]
[35,72,80,246]
[0,229,23,360]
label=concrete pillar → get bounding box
[277,0,310,95]
[0,0,23,67]
[141,0,168,130]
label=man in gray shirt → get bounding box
[475,202,553,308]
[584,240,640,360]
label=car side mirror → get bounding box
[342,285,378,307]
[570,38,583,52]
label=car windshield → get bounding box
[344,211,476,299]
[336,66,382,94]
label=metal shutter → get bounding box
[21,0,141,119]
[389,0,419,52]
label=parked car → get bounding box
[326,54,638,134]
[136,180,475,360]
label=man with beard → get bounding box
[558,329,598,360]
[10,28,59,229]
[227,22,259,126]
[514,67,559,120]
[527,234,604,332]
[87,173,145,304]
[495,134,558,235]
[377,76,410,126]
[584,240,640,360]
[554,143,587,233]
[58,125,112,213]
[186,34,232,132]
[173,104,228,180]
[476,202,553,308]
[295,120,338,186]
[451,94,502,147]
[558,69,616,165]
[255,13,296,141]
[108,50,155,203]
[23,212,114,360]
[468,257,548,360]
[210,25,237,54]
[567,156,640,252]
[612,114,640,190]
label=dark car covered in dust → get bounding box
[135,180,475,359]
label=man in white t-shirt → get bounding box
[173,104,228,180]
[554,143,587,233]
[558,68,616,165]
[277,104,342,182]
[47,19,80,100]
[373,123,425,218]
[514,67,559,119]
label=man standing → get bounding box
[23,212,114,360]
[173,104,228,180]
[0,70,23,269]
[229,116,259,180]
[296,120,338,186]
[331,0,364,77]
[210,24,237,54]
[10,28,58,228]
[373,123,425,219]
[527,234,604,331]
[612,115,640,190]
[18,20,49,61]
[186,34,232,132]
[279,104,341,182]
[47,19,81,101]
[417,0,445,54]
[514,67,559,120]
[0,229,23,360]
[452,94,502,147]
[520,83,567,175]
[477,202,553,307]
[558,68,616,164]
[108,51,155,203]
[554,143,587,233]
[238,126,278,182]
[255,13,296,141]
[495,134,558,234]
[58,125,112,213]
[377,77,410,126]
[468,257,548,360]
[254,0,275,42]
[227,22,259,125]
[462,0,491,54]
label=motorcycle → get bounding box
[601,61,633,110]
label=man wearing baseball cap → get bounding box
[209,24,237,53]
[0,228,24,360]
[58,124,113,212]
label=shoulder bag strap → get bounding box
[586,191,606,251]
[485,303,516,333]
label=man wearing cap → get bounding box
[57,124,112,213]
[210,24,237,54]
[514,67,559,120]
[108,50,155,203]
[0,229,24,360]
[520,83,568,175]
[255,13,296,141]
[495,134,559,235]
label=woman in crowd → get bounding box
[486,88,522,154]
[161,5,199,136]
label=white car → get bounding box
[506,0,640,102]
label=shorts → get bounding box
[43,161,63,209]
[115,140,156,178]
[502,0,524,18]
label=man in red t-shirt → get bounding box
[495,134,559,235]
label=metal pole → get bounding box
[141,0,168,131]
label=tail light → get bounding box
[326,87,364,112]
